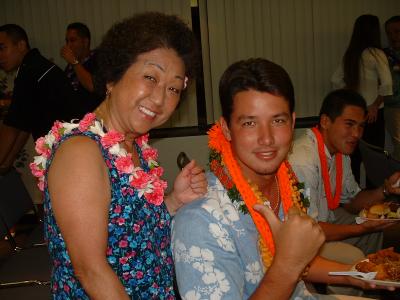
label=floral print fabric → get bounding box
[43,122,175,299]
[172,172,316,300]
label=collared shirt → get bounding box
[4,49,75,140]
[172,172,316,300]
[331,48,392,106]
[288,129,361,222]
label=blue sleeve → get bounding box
[172,203,246,300]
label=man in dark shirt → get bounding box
[61,22,102,115]
[0,24,75,174]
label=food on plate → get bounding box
[359,202,400,219]
[355,248,400,281]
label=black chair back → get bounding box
[358,139,400,187]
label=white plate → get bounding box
[355,216,400,224]
[360,217,400,221]
[351,260,400,287]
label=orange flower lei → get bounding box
[311,127,343,210]
[208,123,307,268]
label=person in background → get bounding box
[384,16,400,161]
[31,12,207,299]
[289,89,400,295]
[0,24,75,175]
[172,58,389,300]
[0,68,16,119]
[331,14,392,185]
[61,22,102,116]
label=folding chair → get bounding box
[0,168,50,290]
[0,168,45,250]
[358,139,400,188]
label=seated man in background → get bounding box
[61,22,102,115]
[172,58,385,299]
[289,89,400,262]
[0,24,76,174]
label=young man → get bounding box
[384,16,400,161]
[61,22,102,115]
[0,24,75,174]
[289,89,400,258]
[172,59,381,299]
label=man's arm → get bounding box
[343,188,385,214]
[0,124,29,174]
[71,63,94,92]
[61,46,94,92]
[250,205,325,300]
[318,220,392,241]
[344,170,400,214]
[306,255,395,291]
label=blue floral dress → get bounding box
[43,125,175,299]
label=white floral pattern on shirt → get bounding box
[172,173,317,299]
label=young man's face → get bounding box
[322,105,366,155]
[0,32,25,72]
[386,21,400,50]
[221,89,295,183]
[65,29,89,59]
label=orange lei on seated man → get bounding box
[311,126,343,210]
[208,123,308,268]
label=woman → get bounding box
[31,12,207,299]
[331,14,392,183]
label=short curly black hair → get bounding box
[94,12,199,96]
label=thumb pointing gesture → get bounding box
[253,203,325,276]
[253,204,281,238]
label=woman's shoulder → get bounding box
[55,136,102,160]
[363,47,386,58]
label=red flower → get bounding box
[115,154,133,174]
[101,130,124,148]
[130,170,152,189]
[133,224,141,233]
[119,240,128,248]
[79,113,96,131]
[51,121,63,141]
[113,205,122,214]
[144,179,167,206]
[116,217,125,225]
[142,148,158,161]
[30,162,45,177]
[149,166,163,177]
[34,137,50,157]
[119,256,128,264]
[136,134,149,147]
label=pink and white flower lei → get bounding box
[30,113,167,206]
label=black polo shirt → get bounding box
[4,49,77,140]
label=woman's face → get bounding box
[106,48,186,136]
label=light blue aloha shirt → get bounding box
[172,172,318,300]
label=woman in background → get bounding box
[331,14,392,184]
[31,12,207,299]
